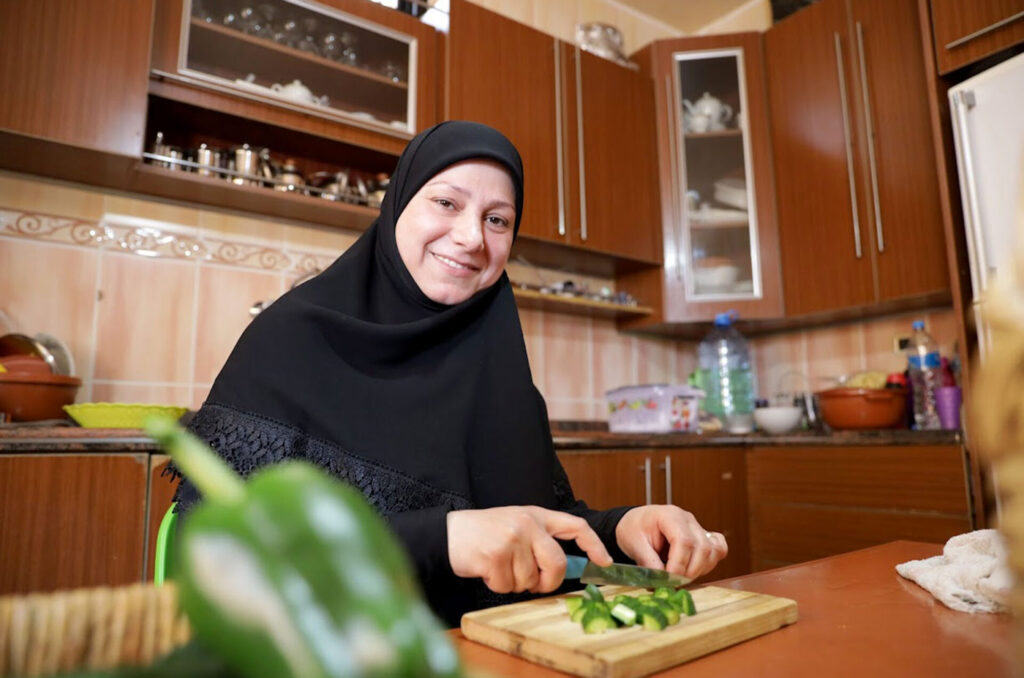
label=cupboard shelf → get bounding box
[131,162,379,232]
[190,18,408,90]
[512,287,653,320]
[689,219,749,230]
[683,129,743,139]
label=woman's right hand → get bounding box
[447,506,613,594]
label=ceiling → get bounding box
[616,0,756,34]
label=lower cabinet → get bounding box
[747,445,972,571]
[0,452,179,596]
[558,447,750,580]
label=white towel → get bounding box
[895,529,1012,613]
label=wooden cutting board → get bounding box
[461,585,798,678]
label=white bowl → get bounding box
[754,406,803,434]
[693,264,739,292]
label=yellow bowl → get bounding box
[63,402,188,429]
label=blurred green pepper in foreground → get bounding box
[145,417,462,678]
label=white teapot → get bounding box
[271,79,316,104]
[682,92,734,132]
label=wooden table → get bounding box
[453,541,1013,677]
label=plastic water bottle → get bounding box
[696,312,756,433]
[907,320,941,430]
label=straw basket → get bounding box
[0,583,191,677]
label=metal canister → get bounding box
[275,158,304,192]
[166,147,188,171]
[195,143,225,178]
[231,144,260,185]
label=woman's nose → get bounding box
[449,212,485,251]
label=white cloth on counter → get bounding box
[896,529,1013,614]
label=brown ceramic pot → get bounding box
[816,387,908,430]
[0,372,82,422]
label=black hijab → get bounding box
[199,119,555,525]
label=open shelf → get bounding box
[512,287,653,320]
[683,129,743,140]
[689,219,750,230]
[131,162,379,232]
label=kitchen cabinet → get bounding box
[766,0,949,317]
[746,444,972,570]
[930,0,1024,75]
[620,34,783,328]
[0,454,149,595]
[558,447,750,579]
[447,0,662,270]
[146,455,180,580]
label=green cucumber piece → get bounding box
[581,608,615,634]
[653,587,673,599]
[565,596,584,615]
[610,603,637,627]
[584,583,605,603]
[676,589,696,616]
[652,598,680,625]
[640,606,668,631]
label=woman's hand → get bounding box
[447,506,613,594]
[615,505,728,580]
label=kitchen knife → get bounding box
[564,555,692,588]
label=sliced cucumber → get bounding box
[640,606,668,631]
[610,603,637,627]
[582,607,616,634]
[565,596,584,615]
[584,583,605,603]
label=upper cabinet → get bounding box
[0,0,154,156]
[447,0,662,268]
[766,0,949,317]
[930,0,1024,75]
[620,33,783,326]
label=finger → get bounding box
[663,523,696,577]
[709,532,729,560]
[531,536,568,593]
[510,538,540,593]
[532,508,613,566]
[483,554,516,594]
[683,527,714,580]
[629,536,665,570]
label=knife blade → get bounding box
[564,555,692,588]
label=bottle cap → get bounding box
[714,310,737,327]
[912,320,925,331]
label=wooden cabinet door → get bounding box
[574,49,662,264]
[849,0,949,302]
[659,448,750,580]
[145,455,180,581]
[0,454,148,595]
[747,445,971,570]
[447,0,564,245]
[557,450,653,510]
[930,0,1024,75]
[766,0,876,316]
[0,0,153,156]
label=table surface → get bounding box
[452,541,1014,677]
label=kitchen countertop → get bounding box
[453,540,1013,677]
[0,424,960,452]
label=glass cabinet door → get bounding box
[183,0,416,135]
[673,49,761,300]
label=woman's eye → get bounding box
[434,198,455,209]
[486,215,509,228]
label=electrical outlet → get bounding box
[893,336,911,352]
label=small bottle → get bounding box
[696,311,756,433]
[907,320,942,430]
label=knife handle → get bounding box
[565,555,587,580]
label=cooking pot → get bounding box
[817,387,907,430]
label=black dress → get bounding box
[171,121,634,627]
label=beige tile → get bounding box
[545,398,594,421]
[89,382,192,406]
[592,318,633,396]
[199,209,284,246]
[94,252,197,381]
[805,323,864,388]
[926,308,960,357]
[517,307,545,389]
[0,238,98,378]
[282,222,360,256]
[194,266,283,383]
[751,331,807,398]
[192,384,212,410]
[542,312,592,400]
[0,172,106,219]
[636,336,673,384]
[532,0,580,42]
[103,194,200,228]
[673,340,698,384]
[862,314,912,375]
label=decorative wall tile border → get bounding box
[0,208,338,275]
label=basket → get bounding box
[0,583,191,677]
[62,403,188,429]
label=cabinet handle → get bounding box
[664,455,672,505]
[554,42,566,237]
[833,32,863,259]
[665,74,684,283]
[640,458,652,505]
[574,45,588,242]
[855,22,884,254]
[950,89,991,303]
[945,10,1024,50]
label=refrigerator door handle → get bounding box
[855,22,884,253]
[950,89,990,297]
[834,32,863,259]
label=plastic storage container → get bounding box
[606,384,704,433]
[695,311,756,433]
[907,320,942,430]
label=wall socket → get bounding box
[893,336,911,352]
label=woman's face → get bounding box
[395,159,516,305]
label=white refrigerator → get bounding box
[949,51,1024,359]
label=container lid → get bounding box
[912,320,925,331]
[714,310,737,327]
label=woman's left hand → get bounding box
[615,505,728,580]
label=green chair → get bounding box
[153,503,177,584]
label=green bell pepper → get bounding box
[145,417,462,678]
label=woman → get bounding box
[173,121,727,626]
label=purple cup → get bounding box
[935,386,962,430]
